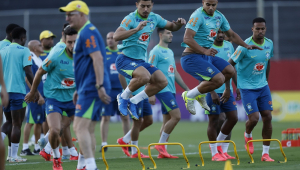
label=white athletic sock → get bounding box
[23,143,29,150]
[11,143,19,158]
[159,132,170,143]
[222,143,230,153]
[34,144,40,150]
[62,146,70,156]
[121,87,132,100]
[77,153,85,169]
[210,143,218,157]
[85,157,97,170]
[30,135,35,142]
[44,131,49,143]
[165,142,168,150]
[216,132,228,146]
[123,130,132,143]
[130,91,148,104]
[44,142,52,154]
[245,132,252,138]
[186,87,202,98]
[70,146,78,156]
[53,147,60,159]
[8,146,11,157]
[40,133,45,139]
[131,141,138,155]
[1,132,6,141]
[262,145,270,156]
[101,142,107,146]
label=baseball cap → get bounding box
[40,30,56,41]
[59,1,89,15]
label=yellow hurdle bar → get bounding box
[197,140,240,167]
[102,145,145,170]
[246,139,287,164]
[147,143,190,169]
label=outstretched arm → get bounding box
[225,29,263,50]
[266,60,271,82]
[164,18,186,32]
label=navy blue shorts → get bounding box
[240,85,273,115]
[156,92,178,114]
[75,93,105,121]
[205,92,237,115]
[136,99,152,118]
[46,98,75,117]
[26,102,46,124]
[3,93,27,112]
[102,88,122,116]
[180,54,229,81]
[116,54,158,79]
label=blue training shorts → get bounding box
[240,85,273,115]
[46,98,75,117]
[102,88,122,116]
[205,92,237,115]
[136,98,152,118]
[26,102,46,124]
[116,54,158,79]
[156,92,178,114]
[3,93,27,112]
[180,53,229,81]
[75,93,105,121]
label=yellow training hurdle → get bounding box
[246,139,287,164]
[147,143,190,169]
[102,145,145,170]
[197,140,240,166]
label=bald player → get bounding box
[100,32,130,152]
[21,40,46,156]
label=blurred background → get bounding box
[0,0,299,122]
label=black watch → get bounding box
[95,84,104,90]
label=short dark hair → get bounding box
[253,17,266,25]
[64,26,77,38]
[62,23,70,32]
[11,27,26,40]
[137,0,153,3]
[6,24,20,35]
[157,28,165,35]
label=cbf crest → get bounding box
[216,20,220,29]
[265,51,270,61]
[227,52,231,58]
[149,21,155,32]
[170,99,176,107]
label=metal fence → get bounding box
[0,1,299,60]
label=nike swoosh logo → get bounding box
[251,56,257,58]
[206,23,209,25]
[107,57,111,60]
[164,58,168,60]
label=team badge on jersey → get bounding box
[149,22,155,32]
[265,51,270,61]
[61,78,75,88]
[216,20,220,29]
[227,52,231,58]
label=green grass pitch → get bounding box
[4,121,300,170]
